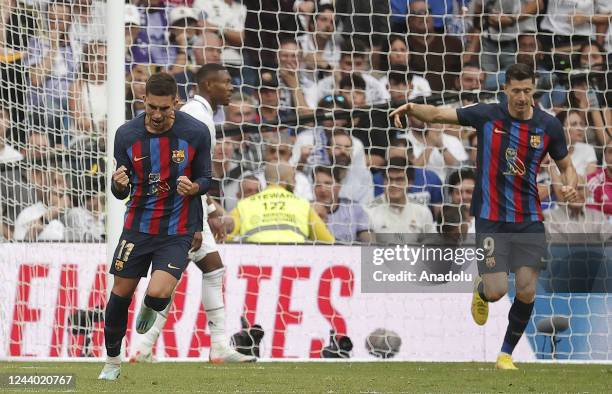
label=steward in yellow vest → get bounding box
[227,162,334,244]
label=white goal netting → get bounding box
[0,0,611,362]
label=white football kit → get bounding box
[180,95,219,260]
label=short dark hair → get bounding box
[145,72,178,97]
[505,63,535,84]
[340,39,368,60]
[339,73,366,91]
[555,109,583,128]
[462,60,482,70]
[388,65,413,85]
[447,168,475,188]
[313,165,344,183]
[279,36,298,48]
[386,157,413,182]
[438,204,469,230]
[195,63,227,85]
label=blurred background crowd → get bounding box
[0,0,611,243]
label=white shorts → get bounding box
[188,221,218,262]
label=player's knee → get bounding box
[515,285,536,304]
[485,284,508,302]
[143,294,171,312]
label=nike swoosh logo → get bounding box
[134,156,148,162]
[493,128,506,134]
[167,263,180,270]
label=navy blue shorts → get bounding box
[110,229,193,280]
[475,218,547,274]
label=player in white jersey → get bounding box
[131,64,255,363]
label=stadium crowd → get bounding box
[0,0,611,243]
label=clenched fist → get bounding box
[113,166,129,191]
[177,176,199,196]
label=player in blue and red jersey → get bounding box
[99,73,212,380]
[391,63,578,370]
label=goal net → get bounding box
[0,0,610,362]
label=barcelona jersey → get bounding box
[457,102,568,222]
[111,111,212,235]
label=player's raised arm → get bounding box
[390,102,460,128]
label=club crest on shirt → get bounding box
[172,149,185,164]
[530,134,541,148]
[503,148,526,176]
[115,259,124,271]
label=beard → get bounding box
[333,153,351,168]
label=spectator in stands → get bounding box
[276,38,312,117]
[236,175,260,201]
[317,129,373,204]
[135,0,170,65]
[291,95,355,174]
[586,142,612,217]
[71,0,106,50]
[312,165,372,244]
[406,0,462,93]
[338,74,367,109]
[26,1,79,118]
[384,66,431,103]
[447,168,476,232]
[540,0,610,54]
[391,0,453,33]
[372,155,443,216]
[0,107,22,166]
[226,161,334,243]
[437,204,470,245]
[64,172,105,242]
[256,70,285,124]
[298,2,342,77]
[366,158,435,243]
[556,110,597,177]
[573,41,612,146]
[304,40,390,108]
[125,3,150,65]
[193,0,246,68]
[452,61,487,107]
[25,131,55,164]
[14,165,70,241]
[545,176,612,241]
[193,31,223,66]
[401,117,468,182]
[382,35,432,98]
[68,41,107,145]
[125,63,151,119]
[334,0,390,70]
[466,0,542,72]
[167,6,200,65]
[224,92,258,129]
[243,0,299,87]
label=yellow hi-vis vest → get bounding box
[236,186,310,243]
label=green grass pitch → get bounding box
[1,361,610,393]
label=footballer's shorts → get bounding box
[110,229,193,280]
[475,218,547,275]
[187,221,218,262]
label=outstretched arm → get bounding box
[390,103,460,128]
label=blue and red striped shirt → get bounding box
[111,111,212,235]
[457,102,567,223]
